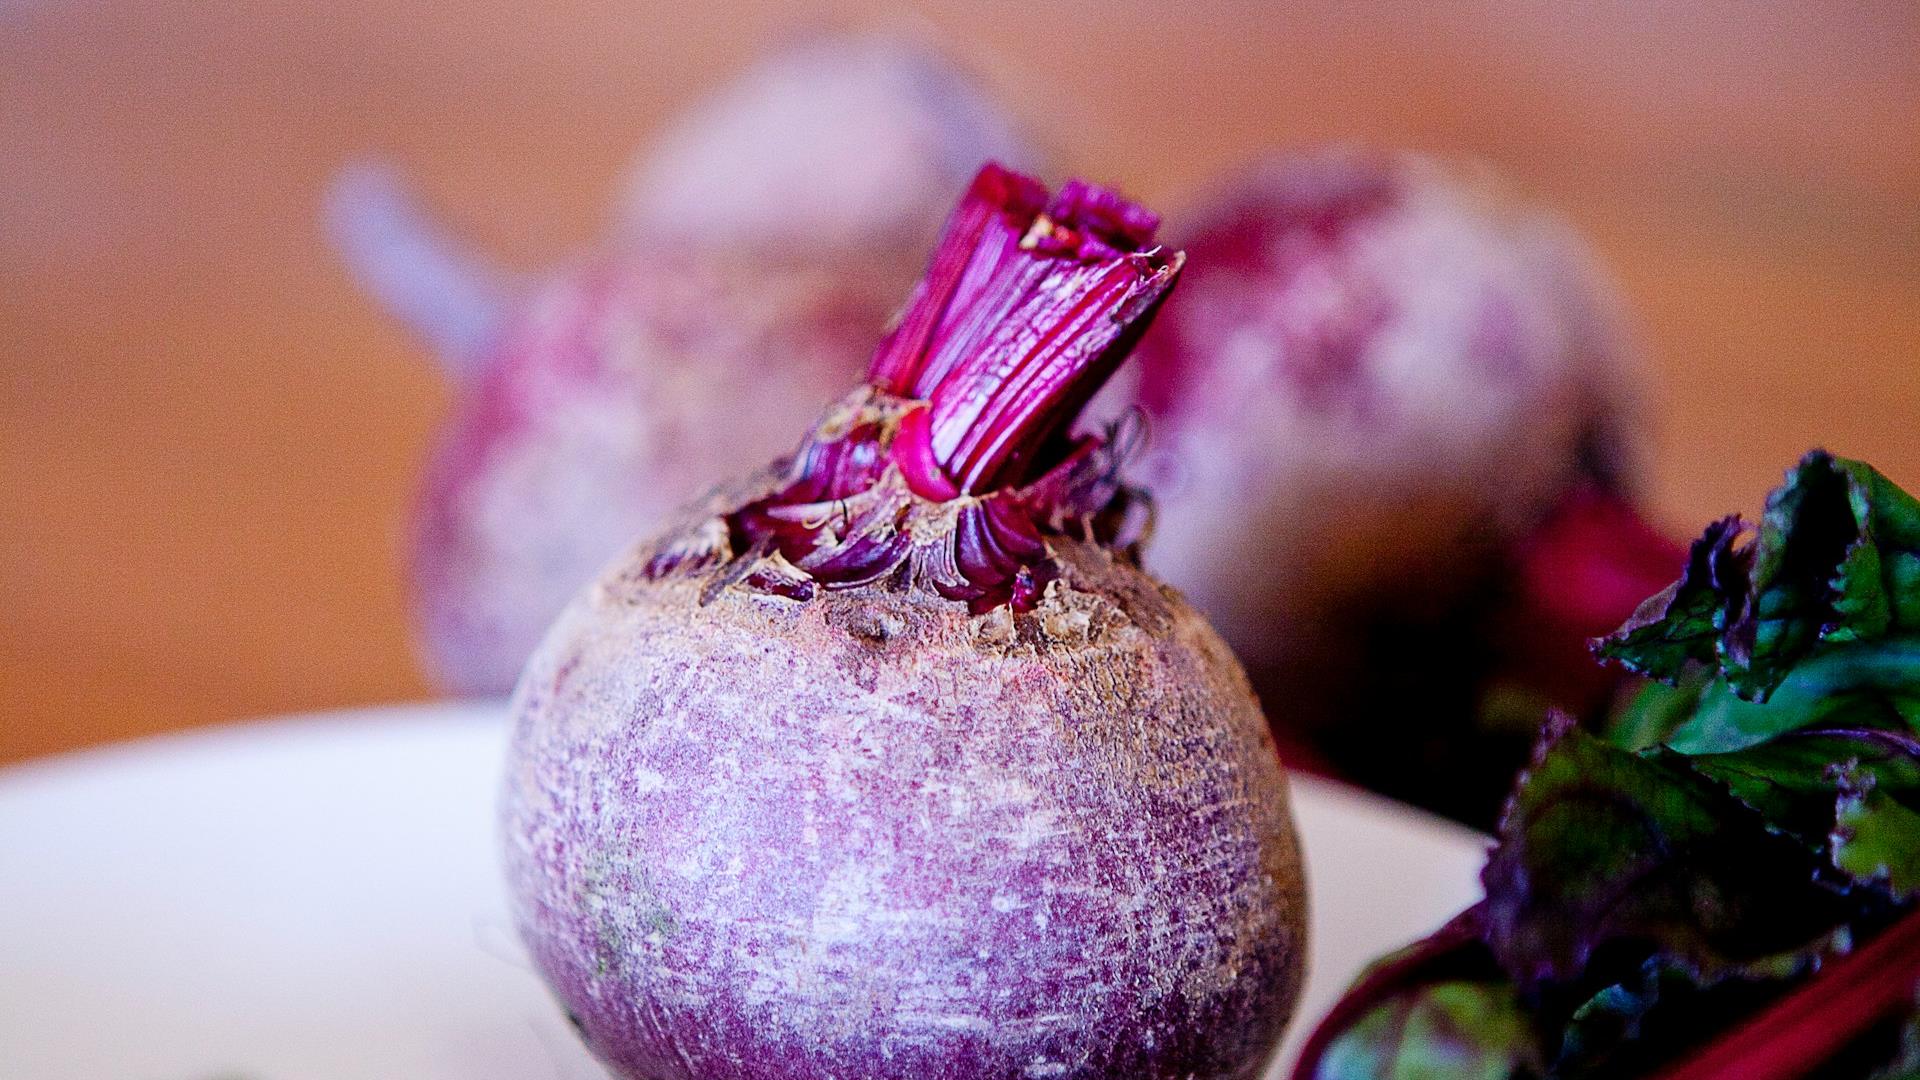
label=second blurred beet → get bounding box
[1131,148,1676,822]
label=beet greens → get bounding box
[1296,450,1920,1080]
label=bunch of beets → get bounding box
[339,36,1669,830]
[335,32,1920,1080]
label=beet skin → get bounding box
[502,539,1305,1079]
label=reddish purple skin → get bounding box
[1129,149,1642,708]
[411,255,889,695]
[502,541,1307,1079]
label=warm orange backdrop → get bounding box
[3,1,1916,764]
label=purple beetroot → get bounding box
[408,252,891,696]
[615,31,1032,268]
[330,37,1031,696]
[502,165,1307,1080]
[1126,149,1652,811]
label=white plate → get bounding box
[0,702,1486,1079]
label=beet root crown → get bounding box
[645,163,1183,612]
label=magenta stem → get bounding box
[1649,907,1920,1080]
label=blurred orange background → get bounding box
[2,1,1916,765]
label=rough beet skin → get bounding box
[502,165,1307,1079]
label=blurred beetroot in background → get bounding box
[398,254,891,695]
[331,34,1034,695]
[1129,148,1675,822]
[613,31,1030,269]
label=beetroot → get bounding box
[1127,149,1646,796]
[330,37,1030,696]
[330,175,885,699]
[410,253,891,695]
[615,32,1033,267]
[501,165,1307,1080]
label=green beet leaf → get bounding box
[1303,450,1920,1080]
[1655,640,1920,757]
[1549,963,1673,1077]
[1481,715,1855,990]
[1307,979,1541,1080]
[1295,916,1545,1080]
[1602,678,1709,753]
[1833,770,1920,900]
[1592,516,1743,687]
[1686,727,1920,850]
[1597,452,1920,702]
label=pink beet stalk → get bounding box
[504,164,1306,1080]
[1649,908,1920,1080]
[667,163,1181,612]
[325,159,513,374]
[860,166,1170,489]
